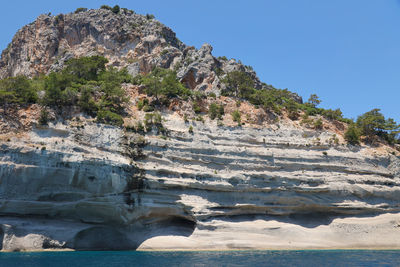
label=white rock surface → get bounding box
[0,115,399,251]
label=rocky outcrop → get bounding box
[144,115,400,219]
[0,7,399,251]
[0,121,196,251]
[0,9,181,78]
[0,8,282,98]
[0,114,399,251]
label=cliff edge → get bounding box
[0,7,399,251]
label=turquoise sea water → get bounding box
[0,250,399,267]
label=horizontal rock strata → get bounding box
[0,114,399,250]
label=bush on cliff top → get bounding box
[345,124,361,145]
[0,56,129,127]
[208,103,224,120]
[0,76,38,105]
[44,56,130,115]
[0,51,398,145]
[140,67,190,106]
[356,109,400,145]
[74,7,87,14]
[219,70,348,122]
[219,69,400,145]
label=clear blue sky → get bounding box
[0,0,399,122]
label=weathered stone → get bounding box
[0,115,399,251]
[0,8,302,102]
[1,8,399,251]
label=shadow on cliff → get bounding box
[214,212,380,229]
[0,214,195,251]
[72,216,196,251]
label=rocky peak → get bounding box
[0,7,280,97]
[0,8,181,77]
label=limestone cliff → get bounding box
[0,8,400,251]
[0,8,278,98]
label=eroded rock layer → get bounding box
[0,115,399,251]
[0,7,399,251]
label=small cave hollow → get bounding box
[73,226,135,251]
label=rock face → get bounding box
[0,115,399,251]
[0,8,272,97]
[0,122,196,251]
[0,8,400,251]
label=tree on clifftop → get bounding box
[221,71,254,99]
[356,108,400,145]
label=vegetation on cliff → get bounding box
[0,5,398,147]
[0,54,398,146]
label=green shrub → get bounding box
[39,108,49,125]
[96,109,124,126]
[131,74,143,85]
[112,5,120,14]
[137,100,144,110]
[307,94,321,108]
[193,102,202,114]
[74,7,87,13]
[54,15,63,24]
[121,8,134,14]
[100,5,112,10]
[188,125,193,134]
[221,71,254,98]
[345,124,361,145]
[142,104,154,112]
[61,87,79,106]
[208,92,217,98]
[137,99,149,110]
[0,76,38,105]
[357,109,387,137]
[195,115,204,123]
[300,116,314,128]
[78,86,98,116]
[65,55,108,82]
[41,56,131,119]
[301,105,323,116]
[218,105,225,119]
[43,73,67,106]
[144,112,165,134]
[142,67,190,104]
[136,121,145,133]
[146,14,155,20]
[214,67,224,77]
[208,103,218,120]
[232,110,241,125]
[0,88,16,106]
[248,88,291,114]
[208,103,224,120]
[322,108,343,120]
[356,109,399,144]
[285,99,299,120]
[339,118,353,124]
[98,70,129,114]
[313,118,323,130]
[191,91,206,101]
